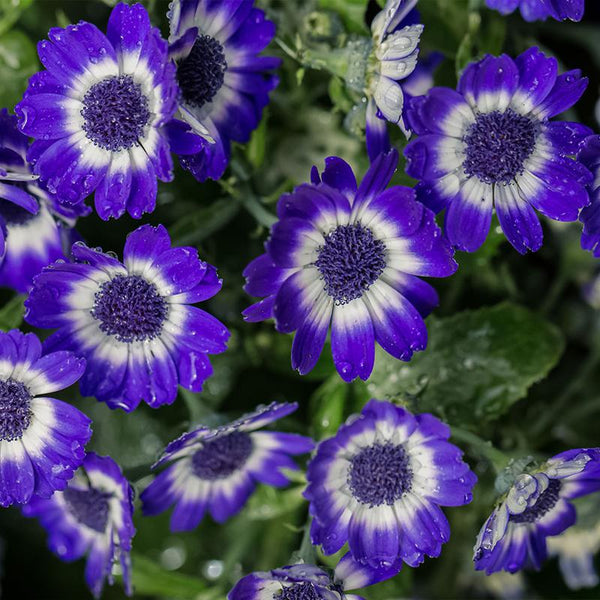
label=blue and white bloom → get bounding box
[23,452,135,599]
[15,3,178,220]
[486,0,584,22]
[243,151,457,383]
[474,448,600,574]
[404,48,593,254]
[168,0,280,182]
[0,329,90,507]
[0,109,87,293]
[228,554,403,600]
[25,224,229,412]
[141,402,314,530]
[578,135,600,256]
[305,400,477,570]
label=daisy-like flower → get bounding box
[578,135,600,256]
[0,329,90,507]
[167,0,280,182]
[0,109,88,293]
[140,402,313,530]
[474,448,600,574]
[25,223,229,412]
[242,150,457,383]
[22,452,135,598]
[404,48,593,254]
[305,400,477,570]
[228,554,402,600]
[486,0,584,22]
[15,2,178,220]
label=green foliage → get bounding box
[0,29,37,108]
[0,293,24,331]
[367,303,565,427]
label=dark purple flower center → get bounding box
[0,379,32,442]
[348,442,412,506]
[81,75,150,152]
[463,109,538,184]
[0,195,38,225]
[191,431,253,480]
[177,35,227,108]
[91,274,168,343]
[509,479,561,523]
[277,582,321,600]
[63,487,111,533]
[315,224,386,305]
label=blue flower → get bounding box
[305,400,477,570]
[404,48,593,254]
[140,402,314,530]
[474,448,600,575]
[0,329,90,506]
[23,452,135,598]
[0,109,88,293]
[24,223,229,412]
[243,150,456,382]
[486,0,584,22]
[578,135,600,256]
[228,554,402,600]
[15,3,178,220]
[167,0,280,182]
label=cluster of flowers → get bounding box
[0,0,599,597]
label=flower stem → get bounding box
[451,426,511,473]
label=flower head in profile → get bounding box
[474,448,600,574]
[228,554,403,600]
[23,453,135,598]
[141,402,313,530]
[578,135,600,256]
[25,224,229,412]
[404,48,593,254]
[167,0,280,182]
[486,0,584,22]
[0,329,90,507]
[243,150,456,383]
[16,2,178,220]
[0,109,88,292]
[305,400,476,570]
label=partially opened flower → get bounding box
[167,0,280,182]
[0,329,90,506]
[16,2,178,220]
[486,0,584,22]
[140,402,313,530]
[0,109,88,293]
[578,135,600,256]
[404,48,593,254]
[305,400,476,570]
[228,554,402,600]
[25,224,229,412]
[474,448,600,574]
[243,150,456,383]
[23,453,135,598]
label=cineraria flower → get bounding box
[25,224,229,412]
[228,554,402,600]
[0,329,90,506]
[0,109,88,293]
[15,3,178,220]
[404,48,593,254]
[140,402,313,530]
[486,0,584,22]
[22,452,135,598]
[474,448,600,574]
[167,0,280,182]
[578,135,600,256]
[305,400,477,570]
[242,150,456,382]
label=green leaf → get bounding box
[0,0,33,37]
[127,554,221,600]
[0,29,38,108]
[310,375,348,439]
[246,110,268,169]
[317,0,368,34]
[367,303,565,427]
[244,484,305,521]
[0,294,25,331]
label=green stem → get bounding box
[294,519,317,565]
[241,195,277,228]
[451,427,510,473]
